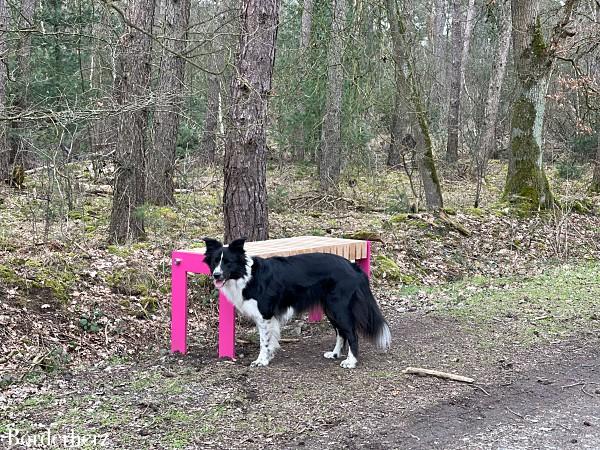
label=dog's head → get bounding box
[203,237,248,289]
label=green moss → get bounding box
[464,207,485,217]
[532,17,547,59]
[107,245,131,257]
[0,261,74,302]
[373,255,415,284]
[107,267,155,297]
[342,230,381,241]
[389,213,408,224]
[503,97,554,210]
[443,208,457,215]
[567,198,594,214]
[0,264,20,284]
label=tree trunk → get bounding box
[200,3,226,165]
[300,0,313,49]
[473,0,511,206]
[223,0,279,243]
[9,0,37,170]
[109,0,156,243]
[589,5,600,193]
[89,5,116,175]
[445,0,463,163]
[591,131,600,193]
[319,0,346,191]
[503,0,578,208]
[147,0,191,206]
[386,0,444,209]
[460,0,476,88]
[202,67,221,165]
[429,0,448,111]
[387,87,403,168]
[291,0,314,162]
[0,0,8,181]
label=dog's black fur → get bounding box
[203,237,390,368]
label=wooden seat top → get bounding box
[182,236,369,260]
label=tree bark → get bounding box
[319,0,346,191]
[89,4,116,175]
[0,0,8,181]
[8,0,37,170]
[109,0,156,243]
[445,0,463,163]
[460,0,476,89]
[386,0,444,209]
[591,133,600,193]
[300,0,313,49]
[473,0,511,206]
[200,3,226,165]
[503,0,579,209]
[430,0,448,110]
[223,0,279,243]
[589,5,600,193]
[147,0,191,205]
[291,0,314,162]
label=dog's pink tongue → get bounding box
[214,280,224,289]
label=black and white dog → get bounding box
[203,237,391,369]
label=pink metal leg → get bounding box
[218,291,236,358]
[308,307,323,322]
[171,258,188,354]
[356,240,371,277]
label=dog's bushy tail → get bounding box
[351,268,391,351]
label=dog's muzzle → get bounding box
[212,271,225,289]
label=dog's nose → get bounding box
[213,270,223,280]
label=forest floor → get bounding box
[1,160,600,449]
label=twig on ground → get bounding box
[506,406,524,419]
[18,349,54,382]
[472,384,491,396]
[402,367,475,383]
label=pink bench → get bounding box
[171,236,372,358]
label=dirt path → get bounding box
[2,313,599,449]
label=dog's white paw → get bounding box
[250,357,269,367]
[340,358,357,369]
[323,351,339,359]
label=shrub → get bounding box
[556,160,583,180]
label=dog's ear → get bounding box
[228,238,246,253]
[203,237,223,255]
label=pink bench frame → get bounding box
[170,240,371,358]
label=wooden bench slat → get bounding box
[181,236,367,260]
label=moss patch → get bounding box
[373,255,415,284]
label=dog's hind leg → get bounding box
[340,332,358,369]
[340,344,358,369]
[324,329,344,359]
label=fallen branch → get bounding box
[437,211,472,237]
[236,338,300,345]
[402,367,475,384]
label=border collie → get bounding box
[203,237,391,369]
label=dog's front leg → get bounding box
[250,318,271,367]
